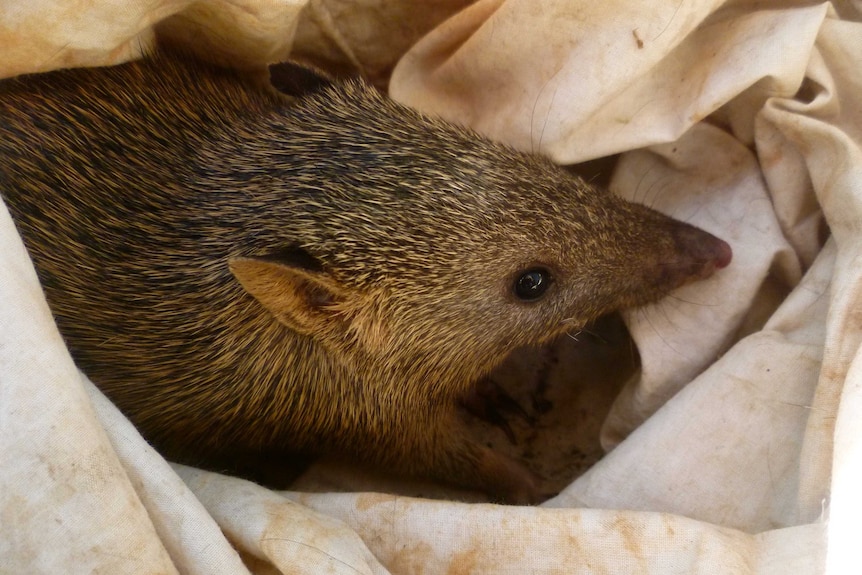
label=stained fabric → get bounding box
[2,1,859,573]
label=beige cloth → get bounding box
[2,0,860,572]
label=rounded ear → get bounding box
[229,255,349,337]
[267,62,334,98]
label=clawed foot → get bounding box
[462,377,534,444]
[475,446,551,505]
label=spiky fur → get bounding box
[0,53,729,502]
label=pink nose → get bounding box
[694,233,733,272]
[664,224,733,286]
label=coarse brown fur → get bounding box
[0,52,731,503]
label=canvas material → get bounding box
[2,1,860,573]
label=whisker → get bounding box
[631,163,657,204]
[637,305,683,356]
[664,292,719,307]
[530,64,565,154]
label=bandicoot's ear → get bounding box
[268,61,334,98]
[229,255,350,337]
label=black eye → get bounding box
[514,268,552,301]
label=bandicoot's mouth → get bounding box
[692,255,729,281]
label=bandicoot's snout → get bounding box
[663,223,733,287]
